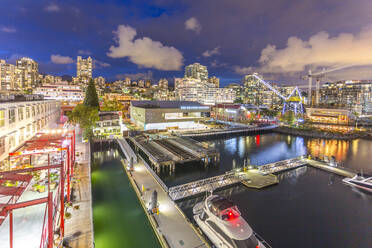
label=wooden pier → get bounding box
[129,136,219,172]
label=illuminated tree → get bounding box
[67,104,99,140]
[101,99,124,112]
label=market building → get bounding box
[130,100,211,130]
[0,96,61,167]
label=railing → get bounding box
[258,157,306,175]
[168,172,241,201]
[139,155,169,192]
[117,139,138,164]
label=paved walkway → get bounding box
[64,129,94,248]
[131,161,207,248]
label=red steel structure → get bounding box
[0,129,76,248]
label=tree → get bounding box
[83,79,99,109]
[280,111,295,125]
[234,98,243,104]
[67,104,99,140]
[101,99,124,112]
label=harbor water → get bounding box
[91,145,161,248]
[170,133,372,248]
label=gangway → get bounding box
[168,172,244,201]
[117,139,137,164]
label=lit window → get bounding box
[0,111,5,127]
[18,108,24,121]
[9,109,16,124]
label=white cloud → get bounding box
[107,25,183,71]
[93,59,110,68]
[210,60,227,68]
[116,71,153,80]
[51,54,74,64]
[234,66,254,75]
[44,3,60,12]
[78,50,91,55]
[0,26,16,33]
[8,54,26,64]
[185,17,202,34]
[258,27,372,73]
[202,46,220,57]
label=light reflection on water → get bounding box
[219,134,308,166]
[176,133,372,248]
[161,133,372,186]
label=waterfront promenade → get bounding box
[64,130,94,248]
[130,161,208,248]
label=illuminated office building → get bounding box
[320,80,372,114]
[243,74,282,108]
[0,60,15,91]
[34,83,84,102]
[15,57,39,90]
[184,63,208,81]
[175,78,235,105]
[208,76,220,88]
[158,78,168,89]
[76,56,92,85]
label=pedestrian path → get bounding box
[64,129,94,248]
[130,161,208,248]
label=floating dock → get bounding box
[241,169,279,188]
[304,158,357,178]
[123,157,209,248]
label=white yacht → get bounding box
[343,175,372,192]
[193,195,267,248]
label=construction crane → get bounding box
[302,65,353,106]
[252,73,304,115]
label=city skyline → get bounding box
[1,2,372,248]
[1,0,372,86]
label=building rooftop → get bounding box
[131,100,208,109]
[98,111,121,121]
[0,94,45,103]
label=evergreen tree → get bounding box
[83,79,99,109]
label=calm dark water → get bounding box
[91,148,161,248]
[161,133,372,186]
[171,133,372,248]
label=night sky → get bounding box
[1,0,372,86]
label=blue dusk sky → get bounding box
[1,0,372,86]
